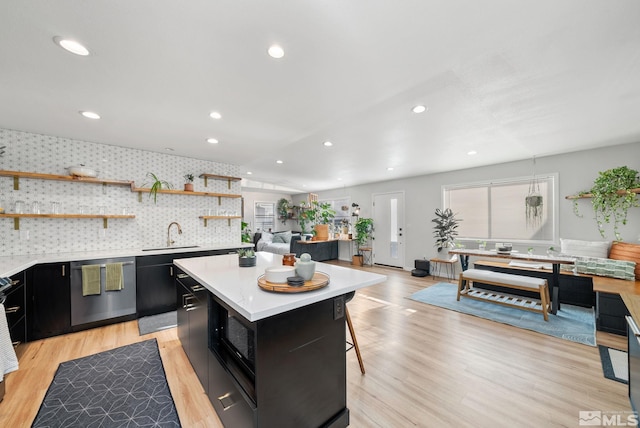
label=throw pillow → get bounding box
[609,241,640,280]
[260,232,273,243]
[560,238,610,259]
[272,233,286,244]
[574,256,636,281]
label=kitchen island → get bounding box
[173,252,387,428]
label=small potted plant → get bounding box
[144,172,173,204]
[238,248,256,267]
[184,174,195,192]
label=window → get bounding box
[443,174,557,243]
[254,202,275,232]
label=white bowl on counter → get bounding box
[264,266,296,284]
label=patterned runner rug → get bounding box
[32,339,181,427]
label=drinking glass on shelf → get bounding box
[31,201,40,214]
[98,206,106,215]
[51,201,60,214]
[79,205,89,214]
[14,200,24,214]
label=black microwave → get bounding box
[210,296,257,403]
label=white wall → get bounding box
[241,191,298,234]
[304,142,640,270]
[0,128,242,255]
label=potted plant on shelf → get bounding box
[352,217,373,266]
[277,198,290,224]
[432,208,460,260]
[587,166,639,240]
[238,248,256,267]
[184,174,194,192]
[144,172,173,204]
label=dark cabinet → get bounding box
[175,269,210,393]
[137,250,234,318]
[26,263,71,341]
[597,292,630,335]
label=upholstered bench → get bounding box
[457,269,551,321]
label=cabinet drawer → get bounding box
[208,351,256,427]
[4,284,25,329]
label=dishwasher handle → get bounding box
[627,316,640,336]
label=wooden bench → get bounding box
[457,268,551,321]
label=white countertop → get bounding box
[174,252,387,322]
[0,243,253,277]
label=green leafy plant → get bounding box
[143,172,173,204]
[241,221,252,243]
[432,208,460,252]
[588,166,639,240]
[184,174,194,183]
[277,198,290,225]
[298,201,336,234]
[238,248,255,258]
[353,218,374,254]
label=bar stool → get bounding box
[345,291,365,374]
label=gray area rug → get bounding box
[409,282,596,346]
[599,345,628,384]
[138,311,178,336]
[32,339,181,427]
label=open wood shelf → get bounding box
[565,188,640,199]
[0,213,135,230]
[199,173,242,189]
[131,187,241,204]
[0,170,133,190]
[199,215,242,227]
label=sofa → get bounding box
[253,231,301,255]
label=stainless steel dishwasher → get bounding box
[70,257,136,326]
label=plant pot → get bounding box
[238,257,256,267]
[526,195,543,207]
[352,255,363,266]
[314,224,329,241]
[184,183,194,192]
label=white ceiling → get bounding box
[2,1,640,193]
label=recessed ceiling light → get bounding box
[268,45,285,59]
[387,167,394,171]
[412,105,427,114]
[323,141,333,147]
[53,36,90,56]
[246,171,253,175]
[276,160,284,164]
[80,111,100,119]
[467,150,478,156]
[209,111,222,120]
[207,138,219,144]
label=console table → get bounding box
[449,249,576,315]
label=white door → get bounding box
[373,192,405,268]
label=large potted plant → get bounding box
[432,208,460,259]
[352,218,373,266]
[300,201,336,240]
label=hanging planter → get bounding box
[525,157,544,228]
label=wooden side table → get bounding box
[429,258,456,280]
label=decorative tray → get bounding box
[257,272,330,293]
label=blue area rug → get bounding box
[409,282,596,346]
[32,339,181,427]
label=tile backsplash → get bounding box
[0,128,242,255]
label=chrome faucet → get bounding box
[167,222,182,247]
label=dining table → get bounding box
[449,248,577,315]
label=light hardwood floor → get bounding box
[0,262,631,427]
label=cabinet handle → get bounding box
[191,285,206,292]
[12,341,21,348]
[170,266,174,277]
[11,279,20,286]
[62,265,66,277]
[176,273,189,279]
[4,306,20,314]
[183,294,195,309]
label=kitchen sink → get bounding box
[142,245,200,251]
